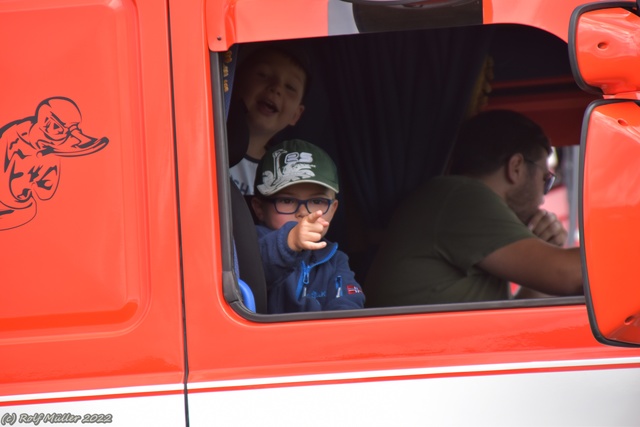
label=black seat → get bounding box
[227,99,267,313]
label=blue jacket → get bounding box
[256,222,365,314]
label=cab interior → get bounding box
[217,22,596,319]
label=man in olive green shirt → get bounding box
[365,110,583,307]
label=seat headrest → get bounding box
[227,99,249,167]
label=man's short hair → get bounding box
[449,109,551,177]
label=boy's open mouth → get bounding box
[259,99,279,113]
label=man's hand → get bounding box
[528,209,567,247]
[287,210,329,252]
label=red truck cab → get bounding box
[2,1,640,425]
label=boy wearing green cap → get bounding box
[251,139,365,313]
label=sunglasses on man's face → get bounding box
[524,158,556,194]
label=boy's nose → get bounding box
[267,79,283,94]
[294,204,307,217]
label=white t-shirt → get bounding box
[230,156,259,195]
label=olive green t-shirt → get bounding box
[365,176,535,307]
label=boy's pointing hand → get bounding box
[288,210,329,251]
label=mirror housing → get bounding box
[572,2,640,347]
[580,100,640,347]
[569,2,640,96]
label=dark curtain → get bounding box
[311,27,494,230]
[249,27,495,280]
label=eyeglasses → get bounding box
[267,197,334,214]
[524,158,556,194]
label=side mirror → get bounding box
[571,1,640,346]
[580,99,640,347]
[569,2,640,95]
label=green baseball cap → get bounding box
[255,139,339,197]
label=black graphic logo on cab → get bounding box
[0,97,109,231]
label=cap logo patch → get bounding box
[257,149,315,195]
[254,139,339,196]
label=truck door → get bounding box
[178,1,640,426]
[0,1,187,424]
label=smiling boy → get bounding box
[251,139,365,313]
[230,45,309,196]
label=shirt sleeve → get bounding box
[436,182,536,271]
[256,222,301,287]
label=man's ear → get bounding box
[251,197,266,222]
[505,153,525,184]
[288,104,305,126]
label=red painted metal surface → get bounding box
[582,101,640,343]
[485,0,609,41]
[574,7,640,95]
[206,0,329,52]
[3,0,640,407]
[0,0,184,396]
[181,0,640,388]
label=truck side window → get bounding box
[218,23,590,320]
